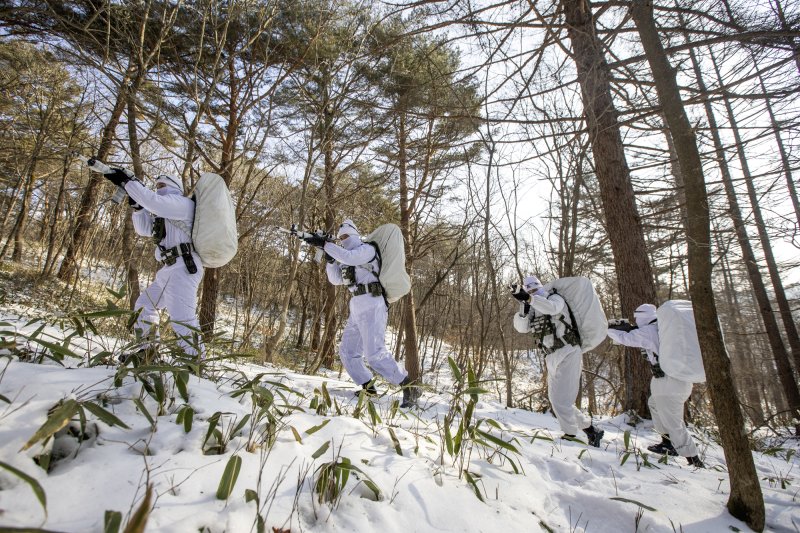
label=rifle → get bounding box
[276,224,334,262]
[607,318,637,332]
[76,155,128,204]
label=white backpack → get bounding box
[363,224,411,304]
[544,277,607,353]
[190,172,238,268]
[656,300,706,383]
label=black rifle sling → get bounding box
[550,288,582,347]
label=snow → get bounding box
[1,310,798,532]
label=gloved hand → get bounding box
[510,283,530,302]
[303,233,327,248]
[651,363,666,378]
[608,319,636,332]
[104,167,135,187]
[128,196,142,210]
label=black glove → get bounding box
[651,363,666,378]
[608,319,637,332]
[303,233,327,248]
[105,167,134,187]
[128,196,142,210]
[510,284,530,302]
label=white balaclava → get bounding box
[156,175,183,196]
[523,275,546,297]
[337,219,361,250]
[634,303,657,327]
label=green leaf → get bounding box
[80,308,131,319]
[126,484,153,533]
[336,461,381,500]
[216,454,242,500]
[312,441,331,459]
[484,419,503,430]
[83,402,130,429]
[133,398,155,429]
[0,460,47,516]
[203,412,222,449]
[151,374,165,406]
[290,426,303,444]
[620,452,631,466]
[231,414,252,437]
[367,400,381,426]
[463,470,484,502]
[447,357,462,382]
[453,421,464,456]
[623,430,630,450]
[104,510,122,533]
[105,285,127,299]
[305,419,330,435]
[474,429,520,454]
[174,371,190,403]
[610,497,657,512]
[21,399,79,451]
[460,387,489,397]
[26,337,79,361]
[321,382,332,408]
[387,428,402,456]
[444,420,454,456]
[178,406,193,433]
[245,489,259,504]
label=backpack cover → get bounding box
[363,223,411,304]
[656,300,706,383]
[191,172,238,268]
[543,277,607,353]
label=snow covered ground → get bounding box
[0,309,798,532]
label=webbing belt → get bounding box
[351,282,384,297]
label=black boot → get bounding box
[400,376,420,408]
[583,425,604,447]
[354,380,378,398]
[647,436,679,456]
[687,455,705,468]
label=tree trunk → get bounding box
[57,82,128,282]
[561,0,655,416]
[319,101,338,370]
[124,84,143,310]
[398,113,420,383]
[43,154,72,276]
[262,140,313,363]
[630,2,765,529]
[711,50,800,381]
[755,67,800,236]
[6,165,35,262]
[682,26,800,434]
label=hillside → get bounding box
[0,306,797,532]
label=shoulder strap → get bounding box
[550,288,582,345]
[362,242,381,273]
[167,218,192,240]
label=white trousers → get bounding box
[546,344,590,435]
[135,259,204,358]
[339,294,407,386]
[649,375,697,457]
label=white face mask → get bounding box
[340,235,361,250]
[157,186,180,196]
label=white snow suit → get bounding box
[607,320,698,458]
[125,178,205,358]
[514,292,590,436]
[323,238,408,387]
